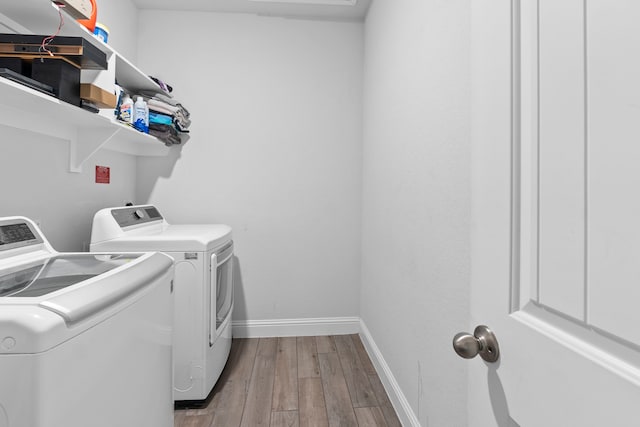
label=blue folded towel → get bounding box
[149,111,173,125]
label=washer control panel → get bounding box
[110,206,164,228]
[0,218,44,252]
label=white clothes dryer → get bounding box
[0,216,174,427]
[90,205,234,403]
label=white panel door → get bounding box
[469,1,640,425]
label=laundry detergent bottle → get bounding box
[119,94,133,124]
[133,96,149,133]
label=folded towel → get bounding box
[149,111,173,125]
[149,105,176,116]
[148,99,180,114]
[149,123,183,146]
[174,120,190,133]
[148,76,173,94]
[142,92,191,135]
[176,103,191,118]
[174,114,191,130]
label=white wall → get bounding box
[95,0,139,61]
[361,0,471,425]
[0,0,140,251]
[135,11,364,322]
[0,126,136,251]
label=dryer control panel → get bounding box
[110,206,163,228]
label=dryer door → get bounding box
[209,241,233,346]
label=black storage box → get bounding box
[31,58,80,106]
[0,57,26,74]
[0,34,107,70]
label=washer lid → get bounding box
[0,253,142,298]
[92,224,232,252]
[0,252,173,354]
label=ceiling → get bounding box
[130,0,372,21]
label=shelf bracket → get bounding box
[0,103,123,173]
[69,127,122,173]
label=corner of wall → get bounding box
[359,319,421,427]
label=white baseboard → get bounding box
[359,320,421,427]
[232,316,361,338]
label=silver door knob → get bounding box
[452,325,500,363]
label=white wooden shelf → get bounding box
[0,0,182,172]
[0,76,169,172]
[0,0,169,95]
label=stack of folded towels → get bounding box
[147,97,191,146]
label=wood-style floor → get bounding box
[174,335,402,427]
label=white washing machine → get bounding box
[0,216,174,427]
[90,205,234,403]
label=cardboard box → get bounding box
[80,83,116,108]
[81,54,115,99]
